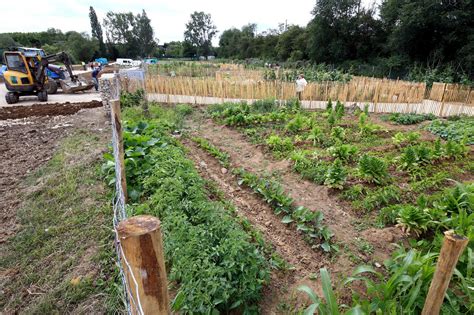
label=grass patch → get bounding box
[0,130,123,314]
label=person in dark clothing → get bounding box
[91,67,100,91]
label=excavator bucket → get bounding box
[59,78,94,93]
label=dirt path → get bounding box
[0,106,107,243]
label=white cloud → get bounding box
[0,0,379,45]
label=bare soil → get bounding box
[0,105,106,243]
[0,100,102,120]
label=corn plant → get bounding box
[298,268,364,315]
[346,248,438,314]
[307,126,324,146]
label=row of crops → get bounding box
[207,99,474,313]
[103,91,473,313]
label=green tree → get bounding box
[65,31,98,62]
[163,41,183,58]
[238,24,257,59]
[276,25,307,61]
[89,6,105,56]
[380,0,474,72]
[184,11,218,57]
[218,28,241,58]
[0,34,17,63]
[134,10,157,57]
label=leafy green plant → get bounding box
[384,113,436,125]
[342,184,366,201]
[120,88,145,108]
[428,117,474,144]
[102,121,163,201]
[285,114,311,134]
[327,111,337,128]
[444,140,468,159]
[327,144,358,162]
[192,137,230,168]
[330,126,346,143]
[235,168,336,252]
[346,248,438,314]
[307,126,324,146]
[266,135,294,156]
[358,154,389,184]
[392,131,421,147]
[326,99,333,112]
[358,112,382,136]
[363,104,369,116]
[359,185,401,212]
[290,152,329,184]
[396,205,432,236]
[335,100,345,119]
[324,158,347,189]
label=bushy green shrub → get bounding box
[120,88,145,107]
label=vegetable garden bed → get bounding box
[106,93,473,313]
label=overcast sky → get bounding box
[1,0,379,44]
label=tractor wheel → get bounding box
[37,91,48,102]
[5,92,19,104]
[45,80,58,94]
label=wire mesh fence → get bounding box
[100,73,145,315]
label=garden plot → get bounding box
[107,91,473,313]
[187,99,473,313]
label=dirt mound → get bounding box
[0,101,103,120]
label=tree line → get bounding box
[0,6,157,64]
[215,0,473,82]
[0,1,472,83]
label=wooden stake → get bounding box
[118,215,170,315]
[111,100,127,203]
[422,230,468,315]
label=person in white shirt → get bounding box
[296,74,307,101]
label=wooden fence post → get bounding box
[111,100,127,203]
[118,215,170,315]
[421,230,468,315]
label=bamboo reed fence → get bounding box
[144,76,432,103]
[121,74,473,116]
